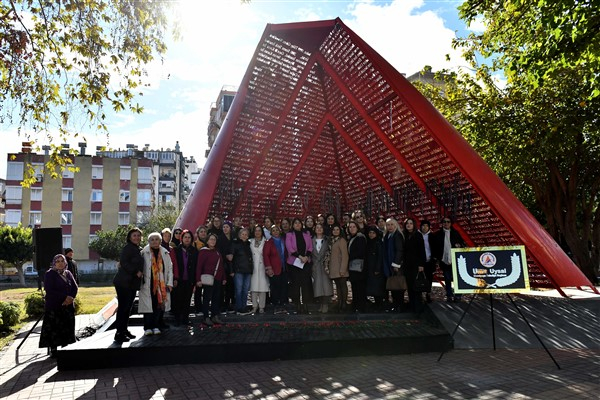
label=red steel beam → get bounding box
[275,116,329,209]
[338,20,594,290]
[231,53,320,217]
[327,114,392,193]
[316,53,473,245]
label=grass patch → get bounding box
[0,285,115,349]
[0,285,115,313]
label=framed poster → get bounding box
[451,246,530,294]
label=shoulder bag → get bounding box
[200,257,220,286]
[414,270,430,292]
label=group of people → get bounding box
[109,211,466,342]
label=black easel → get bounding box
[16,289,47,362]
[437,293,560,369]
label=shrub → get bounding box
[24,291,45,317]
[0,301,22,332]
[74,296,82,315]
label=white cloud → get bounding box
[467,16,486,33]
[345,0,464,75]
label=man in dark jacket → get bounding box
[431,217,465,302]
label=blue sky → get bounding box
[1,0,482,177]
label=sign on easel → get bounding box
[451,246,530,294]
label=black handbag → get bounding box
[414,271,430,292]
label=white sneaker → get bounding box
[144,329,153,336]
[152,328,161,335]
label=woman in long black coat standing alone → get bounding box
[403,218,426,313]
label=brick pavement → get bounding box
[1,319,598,399]
[1,287,599,399]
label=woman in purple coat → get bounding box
[39,254,78,357]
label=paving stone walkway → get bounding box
[1,287,599,399]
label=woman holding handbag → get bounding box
[383,218,405,312]
[197,233,226,326]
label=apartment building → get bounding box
[4,149,154,261]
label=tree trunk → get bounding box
[15,265,26,286]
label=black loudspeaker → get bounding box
[33,227,63,272]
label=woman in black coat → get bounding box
[365,225,385,311]
[347,221,367,313]
[113,228,144,343]
[171,230,198,325]
[403,218,426,313]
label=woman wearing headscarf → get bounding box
[112,227,144,343]
[139,232,174,335]
[39,254,78,357]
[285,217,313,314]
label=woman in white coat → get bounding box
[139,232,173,335]
[249,225,269,313]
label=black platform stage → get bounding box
[56,305,452,370]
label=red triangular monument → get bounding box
[176,18,594,293]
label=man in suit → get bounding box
[431,216,465,302]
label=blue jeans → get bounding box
[234,273,251,312]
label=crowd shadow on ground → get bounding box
[38,349,598,399]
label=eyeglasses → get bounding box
[174,231,182,235]
[442,220,451,223]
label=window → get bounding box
[61,212,73,225]
[91,190,103,202]
[62,188,73,202]
[159,152,175,163]
[29,211,42,226]
[118,212,130,225]
[222,94,235,112]
[119,190,130,202]
[5,210,22,226]
[90,212,102,225]
[144,152,158,161]
[5,186,22,204]
[137,189,152,206]
[91,166,103,179]
[62,165,75,178]
[136,210,151,225]
[89,235,98,244]
[7,162,24,180]
[62,236,72,249]
[30,188,43,201]
[32,163,44,182]
[137,167,152,184]
[120,166,131,180]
